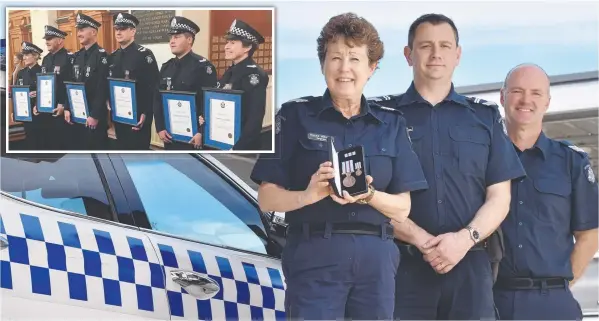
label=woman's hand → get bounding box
[331,175,374,205]
[301,161,335,206]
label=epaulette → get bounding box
[138,46,147,52]
[558,140,588,158]
[367,94,403,103]
[198,58,207,63]
[247,64,257,68]
[465,96,499,108]
[99,48,105,53]
[371,102,403,114]
[282,96,316,105]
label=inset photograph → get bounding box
[5,8,274,152]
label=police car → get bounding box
[0,153,287,320]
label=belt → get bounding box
[396,240,487,258]
[287,222,394,239]
[495,277,568,290]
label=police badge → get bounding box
[206,66,212,74]
[585,165,595,183]
[499,117,508,135]
[146,55,153,64]
[101,57,107,65]
[275,114,283,134]
[249,74,259,86]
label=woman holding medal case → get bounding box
[250,13,428,320]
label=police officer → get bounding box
[109,12,159,150]
[219,19,269,150]
[64,13,109,150]
[251,13,428,320]
[15,42,43,150]
[370,13,526,320]
[493,63,598,320]
[40,25,74,151]
[153,16,217,150]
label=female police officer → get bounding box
[250,13,428,320]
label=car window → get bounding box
[121,155,268,255]
[0,154,112,220]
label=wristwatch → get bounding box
[465,225,480,244]
[357,185,376,204]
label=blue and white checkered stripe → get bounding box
[0,211,169,318]
[156,242,286,320]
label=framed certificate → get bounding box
[202,87,243,150]
[108,77,138,126]
[327,137,368,197]
[11,85,32,122]
[65,81,90,125]
[160,90,198,143]
[36,73,56,113]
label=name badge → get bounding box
[307,133,329,142]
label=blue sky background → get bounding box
[2,1,598,108]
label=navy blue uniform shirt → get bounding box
[499,133,599,279]
[251,89,429,226]
[370,83,526,234]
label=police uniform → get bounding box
[40,25,73,151]
[15,42,43,150]
[219,19,269,151]
[493,133,598,320]
[66,13,109,150]
[250,90,429,320]
[370,83,526,320]
[153,16,217,150]
[109,13,159,150]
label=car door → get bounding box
[0,154,169,320]
[111,153,286,320]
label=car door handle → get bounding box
[170,270,220,300]
[0,236,8,250]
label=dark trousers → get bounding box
[36,113,69,151]
[114,121,151,150]
[394,249,496,320]
[283,225,399,320]
[494,284,582,320]
[67,122,108,151]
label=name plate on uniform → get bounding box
[160,90,198,143]
[36,73,56,113]
[202,87,242,150]
[64,81,90,125]
[11,85,32,122]
[328,137,368,197]
[108,77,138,126]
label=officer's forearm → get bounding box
[570,228,598,286]
[369,191,411,223]
[465,180,511,241]
[257,182,311,213]
[390,218,433,247]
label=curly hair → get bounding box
[317,12,384,66]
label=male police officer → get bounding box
[40,25,73,150]
[153,16,217,150]
[109,12,159,150]
[219,19,269,151]
[370,14,526,320]
[493,63,598,320]
[64,13,109,150]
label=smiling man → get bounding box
[369,13,526,320]
[493,64,598,320]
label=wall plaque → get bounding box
[131,10,175,44]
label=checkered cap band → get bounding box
[45,30,65,38]
[22,44,41,53]
[115,17,136,27]
[77,17,99,29]
[171,23,197,34]
[229,27,258,44]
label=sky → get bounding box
[2,0,598,107]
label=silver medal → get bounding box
[166,77,172,90]
[355,162,362,176]
[86,66,90,78]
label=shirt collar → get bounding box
[176,50,195,63]
[85,42,99,53]
[534,131,551,159]
[397,81,473,111]
[311,89,384,124]
[121,41,137,53]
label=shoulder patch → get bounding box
[584,164,595,183]
[145,55,153,64]
[559,140,588,157]
[466,96,499,107]
[248,74,260,86]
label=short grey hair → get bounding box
[502,63,551,94]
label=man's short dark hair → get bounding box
[408,13,459,49]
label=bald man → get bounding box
[493,64,598,320]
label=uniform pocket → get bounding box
[450,126,490,177]
[363,140,395,190]
[533,178,572,224]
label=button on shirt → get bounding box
[250,89,429,226]
[499,133,599,279]
[371,83,526,235]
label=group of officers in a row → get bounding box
[11,12,269,151]
[250,12,598,321]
